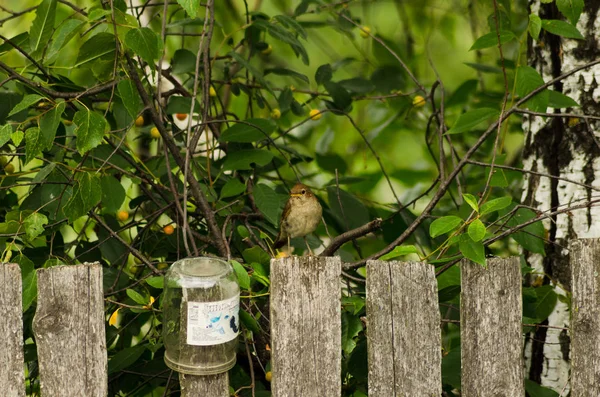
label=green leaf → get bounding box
[469,30,516,51]
[535,285,558,322]
[101,176,126,214]
[30,0,57,52]
[529,14,542,41]
[341,312,363,354]
[324,81,352,110]
[463,193,479,212]
[220,118,276,143]
[108,345,146,375]
[316,153,348,174]
[75,33,116,67]
[25,127,44,165]
[326,187,370,230]
[177,0,199,18]
[231,260,251,290]
[47,19,84,61]
[525,380,560,397]
[253,19,308,65]
[541,19,584,39]
[63,172,102,222]
[14,254,37,312]
[379,245,418,261]
[446,108,499,135]
[464,62,502,74]
[264,68,309,84]
[556,0,584,25]
[516,66,549,113]
[480,196,512,215]
[39,101,65,150]
[126,288,147,305]
[459,234,486,266]
[117,79,142,119]
[501,204,546,255]
[430,216,463,238]
[0,124,12,147]
[468,219,486,242]
[240,309,260,334]
[146,276,164,289]
[125,28,162,67]
[171,49,197,74]
[315,64,333,85]
[11,130,24,146]
[446,79,478,108]
[24,212,48,240]
[220,178,246,199]
[242,246,271,266]
[9,94,45,117]
[338,78,375,94]
[73,109,107,154]
[253,183,282,226]
[273,14,307,39]
[165,96,199,114]
[222,149,274,171]
[548,90,579,108]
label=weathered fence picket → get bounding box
[366,260,441,396]
[269,256,342,397]
[32,263,107,397]
[5,238,600,395]
[570,239,600,395]
[0,263,25,397]
[460,257,524,396]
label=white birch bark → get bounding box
[522,2,600,393]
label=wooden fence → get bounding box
[1,238,600,396]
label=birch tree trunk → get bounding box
[523,2,600,393]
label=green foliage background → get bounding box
[0,0,585,395]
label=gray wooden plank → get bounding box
[180,373,229,396]
[366,260,441,397]
[570,238,600,395]
[0,263,25,397]
[461,257,524,396]
[33,263,107,397]
[270,256,341,397]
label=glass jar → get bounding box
[163,257,240,375]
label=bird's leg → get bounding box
[304,237,313,256]
[287,236,291,255]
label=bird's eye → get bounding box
[301,189,306,195]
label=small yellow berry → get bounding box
[135,115,145,127]
[261,44,273,55]
[157,262,169,270]
[290,85,296,92]
[128,262,142,275]
[412,95,426,107]
[175,113,188,121]
[0,156,7,166]
[163,225,175,235]
[4,163,15,174]
[265,371,272,382]
[117,210,129,222]
[275,251,289,259]
[150,127,161,139]
[568,117,580,127]
[63,119,73,126]
[209,86,217,97]
[359,26,371,38]
[309,109,322,120]
[271,108,281,119]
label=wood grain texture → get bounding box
[570,239,600,395]
[366,260,441,397]
[461,258,523,397]
[270,256,341,397]
[180,372,229,396]
[33,263,107,397]
[0,263,25,397]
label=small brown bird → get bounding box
[274,183,322,253]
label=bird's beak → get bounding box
[290,193,302,197]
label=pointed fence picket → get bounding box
[2,238,600,395]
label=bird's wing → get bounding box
[275,197,293,243]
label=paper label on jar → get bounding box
[187,295,240,346]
